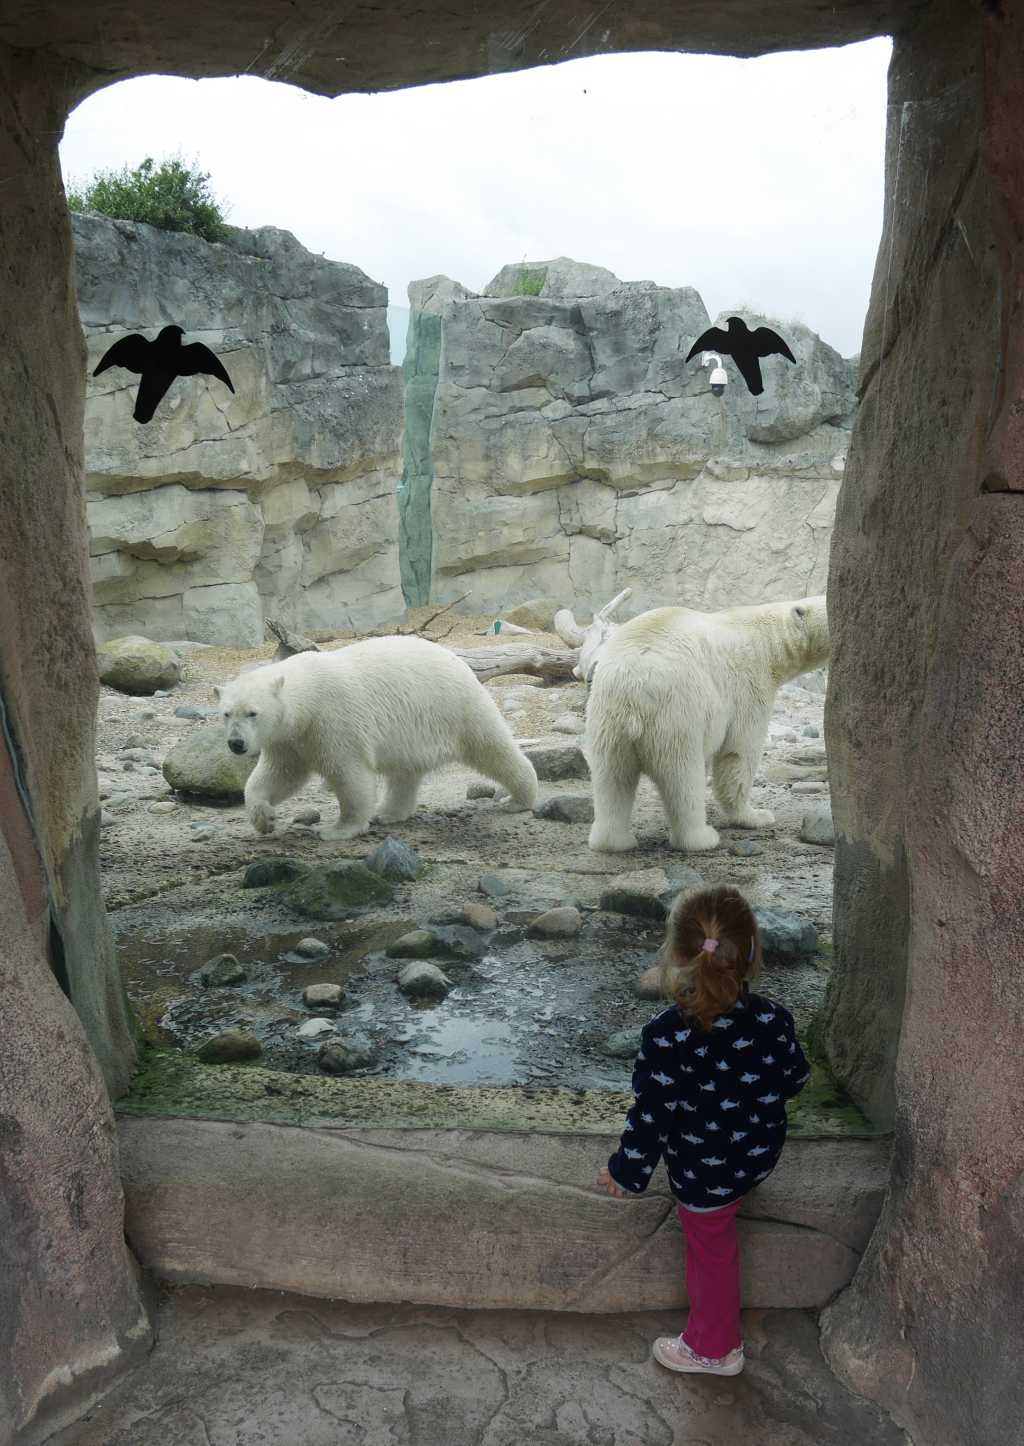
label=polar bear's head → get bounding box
[772,594,830,681]
[214,665,286,757]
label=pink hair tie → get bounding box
[702,938,719,954]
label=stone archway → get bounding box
[0,1,1020,1442]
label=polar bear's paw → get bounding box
[589,825,639,853]
[730,806,775,828]
[249,801,276,835]
[670,824,720,852]
[324,818,371,841]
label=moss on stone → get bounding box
[118,1043,881,1138]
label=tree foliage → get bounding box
[66,155,230,242]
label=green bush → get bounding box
[510,269,546,297]
[66,155,229,242]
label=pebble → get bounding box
[174,704,208,719]
[294,937,330,960]
[100,809,114,828]
[193,1030,261,1064]
[478,873,510,899]
[198,953,247,987]
[365,836,424,882]
[799,806,835,847]
[753,907,818,964]
[462,902,498,932]
[243,857,308,888]
[600,1028,643,1059]
[148,800,177,815]
[303,982,344,1009]
[466,782,496,799]
[729,840,763,857]
[190,827,214,842]
[524,743,590,782]
[802,724,820,738]
[527,906,583,939]
[552,713,585,735]
[791,781,828,795]
[296,1017,336,1040]
[124,735,154,750]
[318,1036,376,1074]
[534,794,594,824]
[397,961,452,1000]
[139,710,157,720]
[387,929,437,959]
[292,808,321,825]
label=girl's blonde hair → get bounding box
[659,885,761,1031]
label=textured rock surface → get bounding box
[162,724,256,800]
[96,634,181,694]
[75,213,404,644]
[416,262,855,616]
[117,1117,889,1312]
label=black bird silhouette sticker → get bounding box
[686,317,797,396]
[93,324,235,423]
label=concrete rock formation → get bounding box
[76,214,404,646]
[407,260,855,616]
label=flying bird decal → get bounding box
[93,324,235,423]
[686,316,797,396]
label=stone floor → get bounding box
[51,1285,907,1446]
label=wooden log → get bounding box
[265,618,320,661]
[446,643,581,685]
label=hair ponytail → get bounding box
[660,885,761,1031]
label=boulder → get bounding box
[503,598,562,631]
[534,794,594,823]
[318,1036,376,1074]
[162,724,256,800]
[283,864,394,920]
[754,907,818,964]
[192,1030,262,1064]
[524,744,590,781]
[96,635,181,695]
[302,983,344,1009]
[527,906,582,939]
[296,1017,335,1040]
[242,857,309,889]
[600,1029,643,1059]
[387,929,438,959]
[599,868,673,920]
[462,902,498,932]
[197,953,247,987]
[396,962,452,1000]
[800,806,836,846]
[364,836,424,882]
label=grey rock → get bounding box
[365,836,424,882]
[124,734,154,749]
[730,839,764,857]
[294,937,330,960]
[600,868,673,920]
[190,827,214,842]
[800,806,836,847]
[478,873,510,898]
[318,1035,376,1074]
[396,961,452,1000]
[303,982,344,1009]
[296,1017,335,1040]
[534,794,594,823]
[600,1028,643,1059]
[198,954,248,987]
[174,703,211,719]
[147,799,176,815]
[387,929,438,959]
[754,907,818,964]
[283,864,394,920]
[466,782,497,799]
[193,1030,262,1064]
[791,781,828,795]
[162,724,256,800]
[292,808,321,825]
[121,760,135,772]
[552,713,585,735]
[462,902,498,931]
[803,724,821,738]
[242,857,309,889]
[526,906,582,938]
[96,636,181,695]
[502,598,561,631]
[524,744,590,781]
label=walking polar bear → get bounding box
[586,595,829,853]
[216,636,538,839]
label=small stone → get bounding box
[527,906,582,939]
[174,704,206,719]
[791,781,828,795]
[600,1028,643,1059]
[534,794,594,824]
[600,868,672,920]
[478,873,510,898]
[193,1030,261,1064]
[729,839,763,857]
[754,907,818,964]
[100,809,114,828]
[318,1036,376,1074]
[284,863,394,919]
[397,961,452,1000]
[552,713,585,735]
[294,937,330,960]
[431,924,487,960]
[296,1017,336,1040]
[190,827,214,842]
[148,800,177,815]
[467,782,497,799]
[387,929,438,959]
[462,902,498,931]
[524,743,590,781]
[303,982,344,1009]
[365,836,424,882]
[292,808,321,825]
[198,953,247,987]
[243,857,309,889]
[802,724,821,738]
[139,710,157,720]
[799,806,835,847]
[122,761,136,772]
[124,734,153,750]
[764,762,829,784]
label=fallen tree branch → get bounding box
[400,593,469,636]
[553,587,633,680]
[445,643,581,685]
[265,618,321,660]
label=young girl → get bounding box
[596,884,811,1377]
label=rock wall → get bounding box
[411,257,856,616]
[75,214,404,646]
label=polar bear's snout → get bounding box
[227,734,248,755]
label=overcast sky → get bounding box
[60,38,891,357]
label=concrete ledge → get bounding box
[118,1117,889,1313]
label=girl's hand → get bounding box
[597,1165,628,1198]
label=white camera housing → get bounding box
[702,352,728,397]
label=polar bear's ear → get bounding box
[792,604,807,625]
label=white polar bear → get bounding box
[586,595,829,853]
[216,636,539,839]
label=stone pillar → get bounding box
[821,5,1024,1443]
[820,3,999,1128]
[0,46,149,1444]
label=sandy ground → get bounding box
[97,613,835,1096]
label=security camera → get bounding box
[702,352,728,398]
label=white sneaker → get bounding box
[652,1335,745,1376]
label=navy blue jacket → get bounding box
[606,991,810,1209]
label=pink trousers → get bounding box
[676,1198,743,1359]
